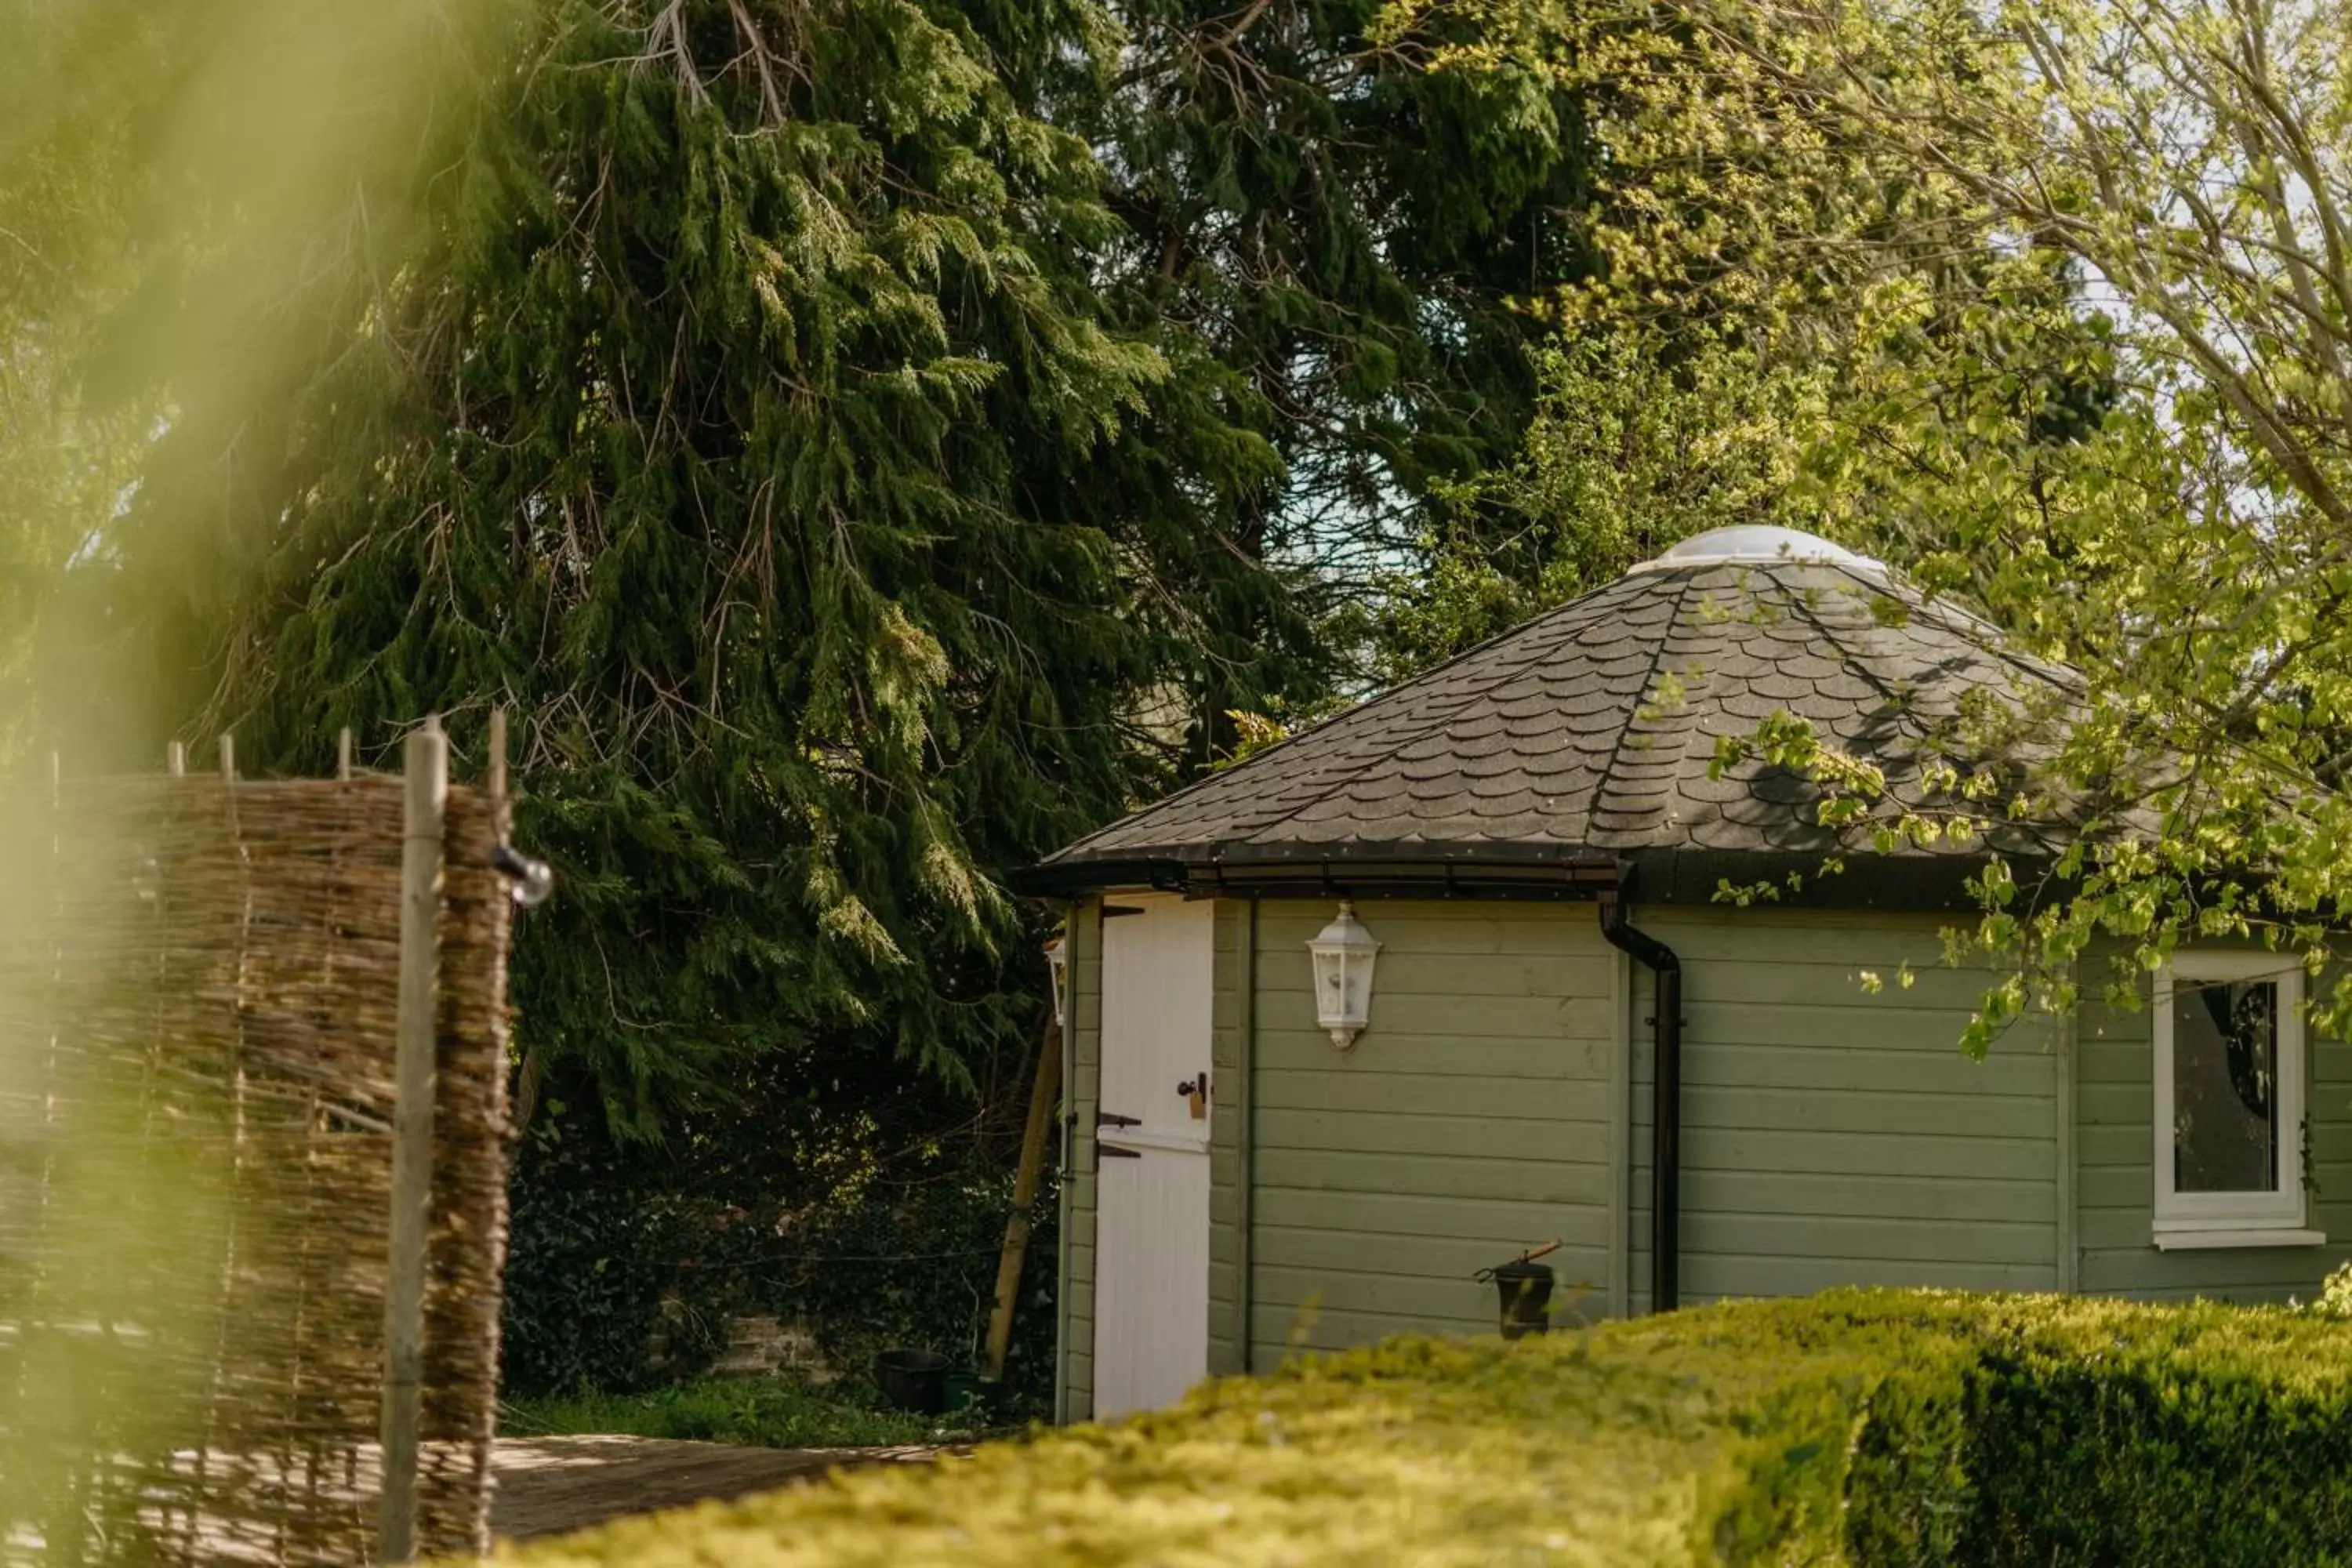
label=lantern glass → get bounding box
[1044,935,1069,1028]
[1306,901,1381,1050]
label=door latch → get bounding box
[1176,1073,1210,1120]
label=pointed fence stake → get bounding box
[488,706,507,807]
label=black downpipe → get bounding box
[1599,893,1682,1314]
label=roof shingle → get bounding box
[1038,534,2084,884]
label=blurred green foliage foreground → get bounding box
[495,1290,2352,1566]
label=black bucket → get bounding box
[1489,1259,1555,1339]
[876,1347,949,1414]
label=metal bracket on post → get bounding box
[379,719,446,1563]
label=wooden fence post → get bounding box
[488,707,507,806]
[982,1013,1063,1386]
[379,719,446,1563]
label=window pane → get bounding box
[2172,978,2280,1194]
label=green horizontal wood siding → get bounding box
[1245,901,1620,1370]
[2075,965,2352,1300]
[1628,908,2060,1312]
[1058,894,2352,1421]
[1209,899,1248,1377]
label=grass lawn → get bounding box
[499,1376,979,1450]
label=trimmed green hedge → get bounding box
[499,1291,2352,1566]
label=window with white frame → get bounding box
[2153,953,2314,1245]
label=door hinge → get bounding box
[1096,1111,1141,1129]
[1095,1142,1141,1170]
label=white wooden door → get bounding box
[1092,893,1214,1420]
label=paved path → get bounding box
[490,1436,943,1541]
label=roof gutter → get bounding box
[1018,844,2040,910]
[1014,848,1621,902]
[1599,885,1681,1315]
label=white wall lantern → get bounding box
[1308,901,1381,1051]
[1044,933,1069,1029]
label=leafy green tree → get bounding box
[1411,0,2352,1038]
[1334,0,2118,693]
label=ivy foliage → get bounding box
[502,1047,1056,1413]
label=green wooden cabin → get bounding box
[1023,527,2347,1423]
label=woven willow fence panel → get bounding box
[0,772,514,1565]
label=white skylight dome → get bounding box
[1628,525,1886,575]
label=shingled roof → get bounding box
[1029,527,2085,902]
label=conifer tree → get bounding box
[103,0,1312,1128]
[1097,0,1599,707]
[27,0,1601,1126]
